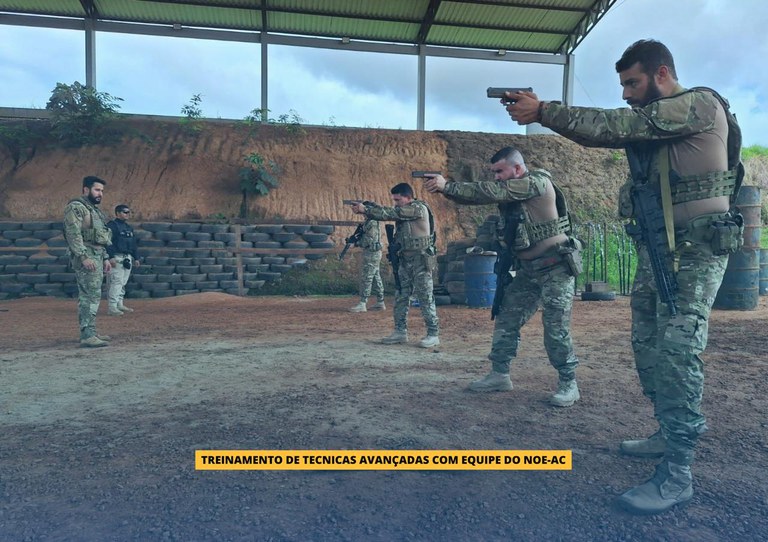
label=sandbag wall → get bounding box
[0,221,335,300]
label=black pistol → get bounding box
[486,87,534,104]
[411,171,441,178]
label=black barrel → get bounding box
[714,186,761,310]
[760,248,768,296]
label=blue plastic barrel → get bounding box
[760,248,768,296]
[463,254,497,308]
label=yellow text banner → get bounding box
[195,450,572,470]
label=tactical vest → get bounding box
[498,180,572,251]
[668,87,743,205]
[397,200,437,253]
[65,197,112,246]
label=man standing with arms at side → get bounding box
[106,204,141,316]
[348,217,386,313]
[507,39,743,514]
[351,183,439,348]
[424,147,582,407]
[63,176,113,347]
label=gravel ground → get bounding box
[1,293,767,541]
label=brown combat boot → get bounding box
[80,336,109,348]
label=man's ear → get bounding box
[655,65,672,85]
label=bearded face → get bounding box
[85,182,105,205]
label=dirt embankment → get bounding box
[0,120,629,248]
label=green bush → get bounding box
[180,94,204,134]
[45,81,123,146]
[239,152,281,219]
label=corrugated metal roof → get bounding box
[0,0,616,55]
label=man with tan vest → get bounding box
[352,183,439,348]
[63,176,113,347]
[506,39,744,514]
[424,147,582,407]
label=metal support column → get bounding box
[562,54,575,106]
[84,18,96,88]
[417,45,426,131]
[261,33,268,121]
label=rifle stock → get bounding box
[491,250,513,320]
[384,224,401,292]
[339,222,365,261]
[490,211,522,320]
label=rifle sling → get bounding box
[658,146,678,272]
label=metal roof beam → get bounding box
[0,13,85,31]
[425,44,566,65]
[0,13,567,65]
[79,0,97,18]
[416,0,441,44]
[455,0,589,14]
[559,0,616,54]
[135,0,261,11]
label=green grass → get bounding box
[742,144,768,160]
[252,256,396,297]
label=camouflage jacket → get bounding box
[63,196,112,261]
[541,83,721,149]
[358,219,382,252]
[542,84,738,212]
[441,168,549,205]
[365,200,435,253]
[442,169,570,251]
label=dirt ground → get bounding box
[1,292,767,541]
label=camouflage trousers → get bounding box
[488,252,578,381]
[71,247,105,340]
[631,235,728,466]
[358,250,384,302]
[393,251,439,336]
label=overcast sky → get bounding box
[1,0,766,145]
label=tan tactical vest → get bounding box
[66,197,112,246]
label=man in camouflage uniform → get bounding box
[507,39,743,514]
[349,218,386,313]
[424,147,582,407]
[63,176,113,347]
[352,183,439,348]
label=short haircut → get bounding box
[83,175,107,189]
[115,204,130,214]
[391,183,414,198]
[615,39,677,80]
[490,146,525,166]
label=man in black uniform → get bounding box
[106,204,140,315]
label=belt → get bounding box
[518,254,564,272]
